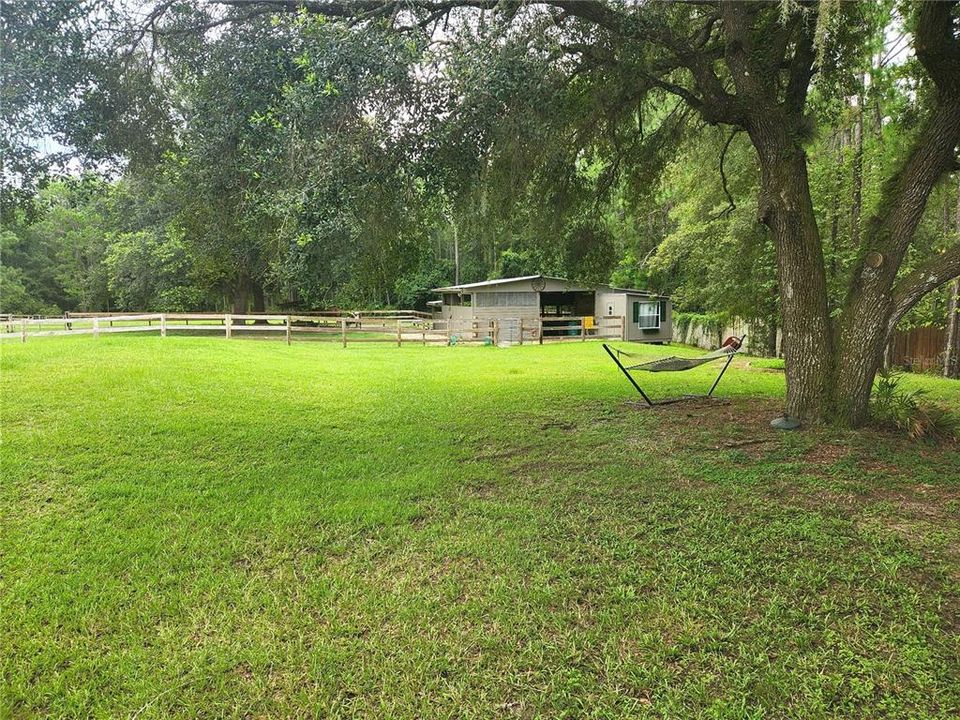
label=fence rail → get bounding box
[3,313,625,346]
[63,309,433,320]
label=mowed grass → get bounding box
[2,336,959,719]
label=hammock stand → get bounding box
[603,335,746,406]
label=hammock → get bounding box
[603,336,745,406]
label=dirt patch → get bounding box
[474,445,526,462]
[802,443,851,465]
[857,459,900,473]
[634,396,782,429]
[776,477,959,517]
[625,397,783,454]
[231,662,256,682]
[539,420,576,431]
[460,480,501,499]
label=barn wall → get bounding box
[624,296,673,343]
[471,306,541,320]
[439,305,474,322]
[595,292,626,319]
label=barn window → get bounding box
[445,293,471,306]
[633,301,660,329]
[473,292,537,307]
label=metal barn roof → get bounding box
[433,275,559,292]
[433,275,667,298]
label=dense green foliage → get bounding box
[3,337,960,717]
[1,1,957,342]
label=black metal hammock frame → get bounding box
[603,335,746,406]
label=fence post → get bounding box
[341,318,347,348]
[518,318,524,346]
[93,317,100,339]
[446,320,452,346]
[225,314,232,339]
[581,317,586,342]
[620,315,626,341]
[493,319,499,346]
[21,319,27,343]
[422,323,427,346]
[538,317,543,345]
[396,320,402,347]
[160,314,167,337]
[286,315,291,345]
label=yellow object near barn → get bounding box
[583,316,595,330]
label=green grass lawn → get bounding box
[2,337,959,719]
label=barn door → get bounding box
[499,318,519,343]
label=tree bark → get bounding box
[945,278,960,379]
[251,282,267,324]
[751,115,833,420]
[850,84,864,248]
[947,180,960,379]
[231,277,250,315]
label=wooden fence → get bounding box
[889,325,947,373]
[64,309,434,321]
[2,313,625,346]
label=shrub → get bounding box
[871,371,959,442]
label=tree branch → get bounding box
[120,0,176,67]
[152,8,273,37]
[914,0,960,96]
[212,0,626,31]
[711,129,741,219]
[889,244,960,332]
[211,0,752,128]
[783,13,816,114]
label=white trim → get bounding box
[634,300,661,330]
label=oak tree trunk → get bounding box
[942,181,960,379]
[766,316,778,358]
[850,84,865,248]
[231,277,250,315]
[753,127,834,421]
[945,278,960,379]
[947,181,960,379]
[251,283,267,324]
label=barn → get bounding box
[430,275,671,343]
